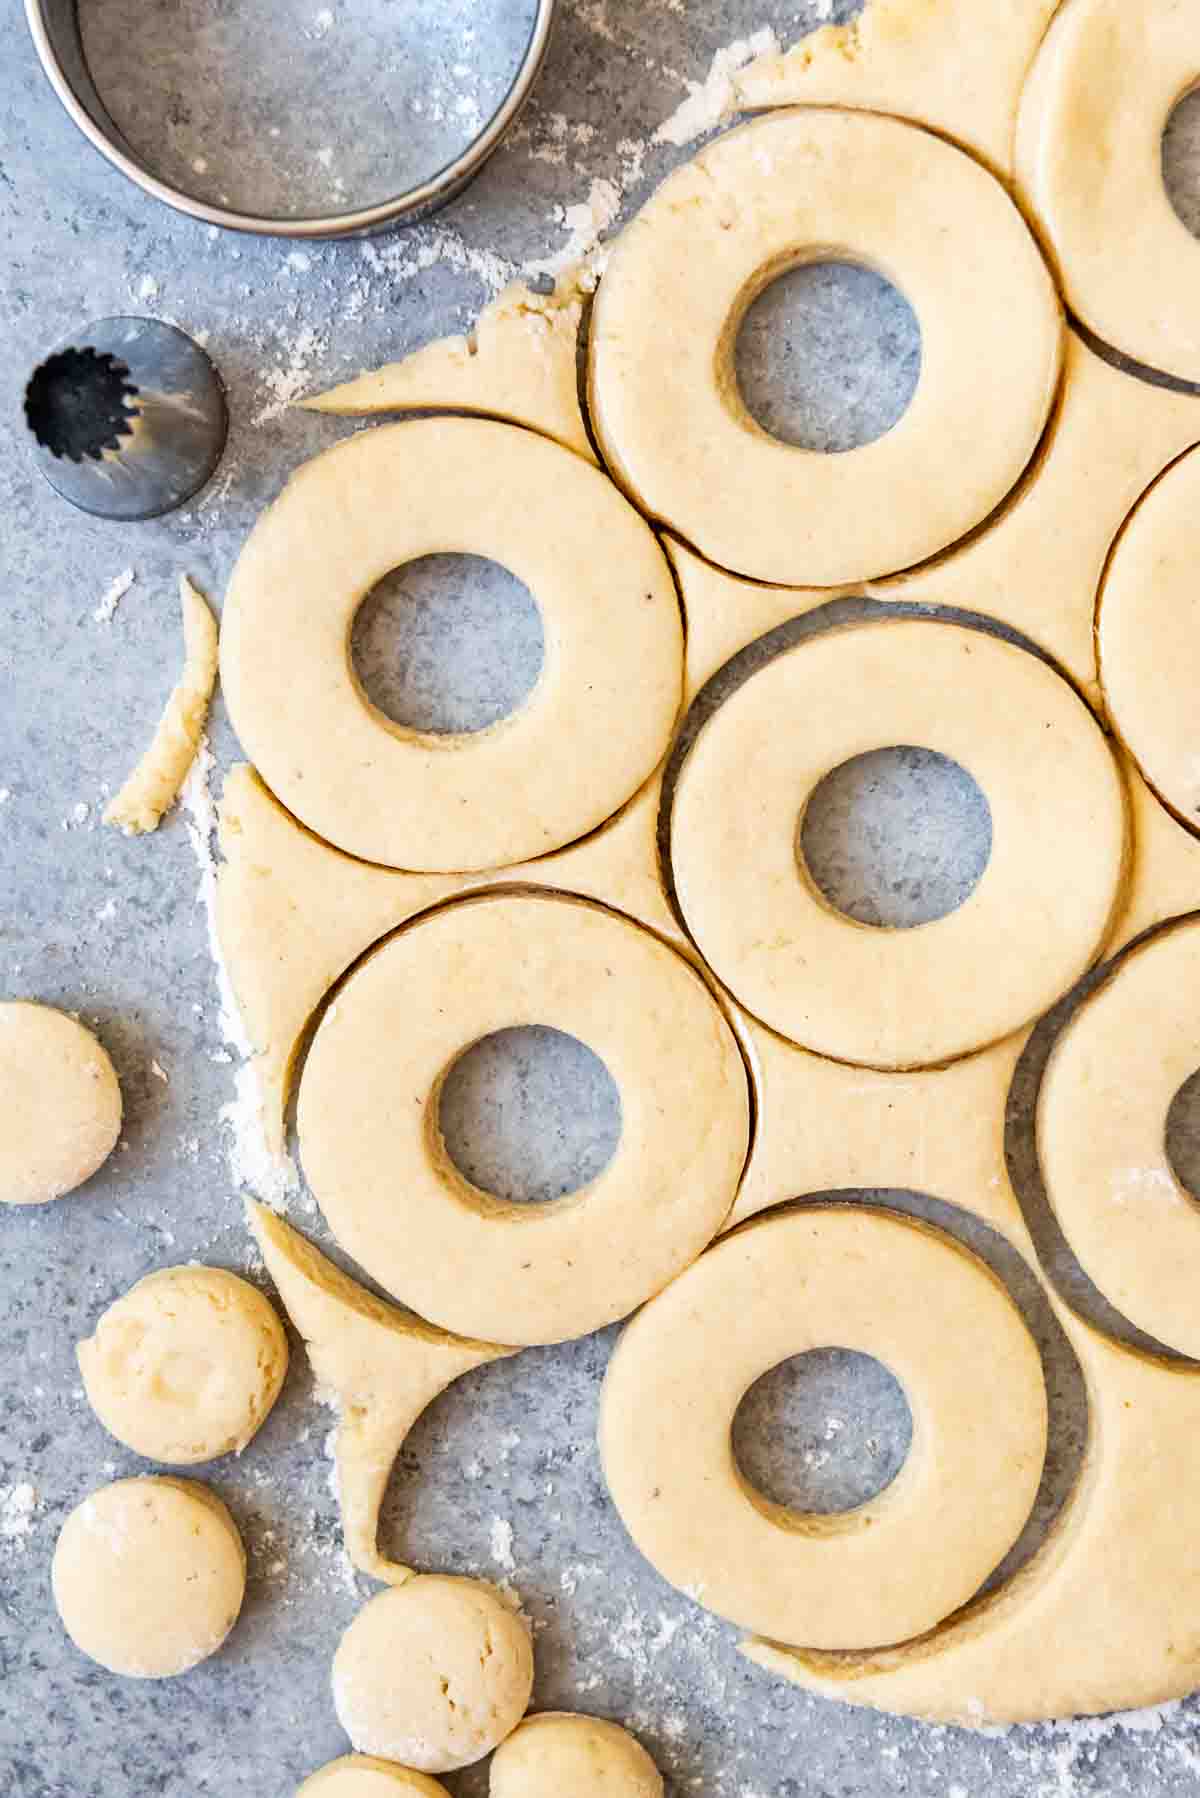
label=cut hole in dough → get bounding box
[670,617,1126,1069]
[732,1346,913,1517]
[734,261,921,454]
[221,417,683,873]
[77,1264,288,1464]
[1166,1068,1200,1204]
[350,554,544,738]
[798,745,993,930]
[489,1713,663,1798]
[0,1001,122,1205]
[1163,87,1200,243]
[437,1025,622,1206]
[332,1577,533,1773]
[297,1761,449,1798]
[590,109,1061,586]
[297,892,748,1346]
[601,1206,1047,1650]
[52,1475,246,1678]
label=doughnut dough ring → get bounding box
[52,1475,245,1678]
[733,0,1058,182]
[1098,444,1200,834]
[77,1264,288,1464]
[0,1001,121,1205]
[1015,0,1200,384]
[297,1761,449,1798]
[248,1200,516,1586]
[489,1713,663,1798]
[602,1205,1048,1651]
[669,615,1128,1069]
[1037,915,1200,1360]
[296,891,749,1347]
[220,416,682,874]
[332,1577,533,1772]
[588,109,1062,588]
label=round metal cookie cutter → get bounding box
[24,0,556,238]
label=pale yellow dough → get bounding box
[52,1475,245,1678]
[297,1760,449,1798]
[104,576,218,835]
[304,274,595,462]
[297,892,749,1346]
[589,109,1062,587]
[77,1264,288,1464]
[1097,445,1200,832]
[332,1578,533,1773]
[247,1201,515,1585]
[220,417,682,872]
[670,617,1127,1068]
[1015,0,1200,383]
[602,1206,1046,1651]
[1038,917,1200,1359]
[0,1001,122,1205]
[734,0,1057,181]
[489,1714,663,1798]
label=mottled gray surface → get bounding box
[5,2,1200,1796]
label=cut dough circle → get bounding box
[1098,446,1200,832]
[296,1757,449,1798]
[589,109,1062,587]
[489,1713,663,1798]
[601,1207,1047,1651]
[1038,918,1200,1357]
[52,1475,246,1677]
[670,618,1127,1069]
[220,417,683,873]
[77,1264,289,1464]
[297,892,749,1346]
[0,1001,121,1205]
[1015,0,1200,383]
[332,1577,533,1773]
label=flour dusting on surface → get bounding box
[653,28,780,147]
[489,1515,516,1572]
[93,569,135,625]
[0,1483,37,1544]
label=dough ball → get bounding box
[296,1757,450,1797]
[489,1713,663,1797]
[52,1475,246,1677]
[0,1001,121,1204]
[77,1264,289,1464]
[332,1577,533,1772]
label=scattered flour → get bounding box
[0,1482,37,1544]
[489,1516,516,1573]
[253,324,330,426]
[526,177,623,278]
[93,568,135,624]
[653,29,780,147]
[134,274,160,303]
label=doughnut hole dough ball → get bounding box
[332,1577,533,1773]
[669,618,1127,1069]
[0,1001,121,1204]
[490,1714,663,1798]
[1016,0,1200,383]
[220,417,683,873]
[601,1207,1048,1650]
[1098,446,1200,830]
[52,1476,246,1677]
[297,1758,449,1798]
[297,892,750,1346]
[589,108,1062,586]
[77,1265,289,1464]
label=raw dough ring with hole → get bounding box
[1038,917,1200,1359]
[220,417,683,873]
[600,1206,1047,1651]
[669,617,1128,1069]
[1098,445,1200,833]
[0,1001,122,1205]
[588,109,1062,587]
[1015,0,1200,383]
[77,1264,289,1464]
[297,891,750,1346]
